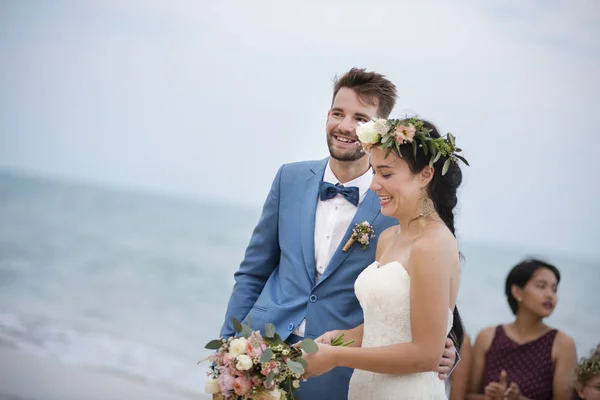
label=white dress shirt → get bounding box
[292,161,373,337]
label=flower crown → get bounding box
[356,116,469,175]
[576,353,600,383]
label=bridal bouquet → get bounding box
[203,318,318,400]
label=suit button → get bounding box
[309,294,318,303]
[288,323,295,331]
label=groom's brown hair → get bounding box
[332,68,397,118]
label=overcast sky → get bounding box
[1,0,599,259]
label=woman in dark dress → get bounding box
[468,259,578,400]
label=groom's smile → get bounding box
[332,133,359,145]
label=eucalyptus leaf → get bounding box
[247,315,252,330]
[296,357,308,368]
[286,360,305,375]
[241,324,252,338]
[205,339,222,350]
[442,158,451,175]
[232,318,243,333]
[433,151,442,163]
[423,142,428,156]
[300,338,319,354]
[412,140,417,158]
[273,333,283,343]
[264,323,275,339]
[266,370,276,387]
[260,348,274,363]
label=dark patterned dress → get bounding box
[481,325,557,400]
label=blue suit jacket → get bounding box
[220,158,397,399]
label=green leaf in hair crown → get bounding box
[356,116,469,175]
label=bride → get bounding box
[303,117,467,399]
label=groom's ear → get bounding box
[419,165,434,187]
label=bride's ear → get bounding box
[419,165,434,187]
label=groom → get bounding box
[220,68,456,400]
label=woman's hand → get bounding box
[503,382,521,400]
[303,343,340,377]
[483,370,507,400]
[314,330,342,345]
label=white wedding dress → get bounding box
[348,261,453,400]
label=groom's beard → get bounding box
[326,131,365,162]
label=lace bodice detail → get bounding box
[348,260,453,400]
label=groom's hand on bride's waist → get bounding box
[436,338,458,380]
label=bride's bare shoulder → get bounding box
[375,226,399,259]
[378,226,399,244]
[411,224,459,265]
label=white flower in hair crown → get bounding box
[356,116,469,175]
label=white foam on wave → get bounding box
[0,311,209,394]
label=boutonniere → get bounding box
[343,221,376,252]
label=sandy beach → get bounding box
[0,346,210,400]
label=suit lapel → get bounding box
[300,158,328,287]
[316,189,381,285]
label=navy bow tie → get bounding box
[319,181,360,206]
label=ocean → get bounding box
[0,170,597,394]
